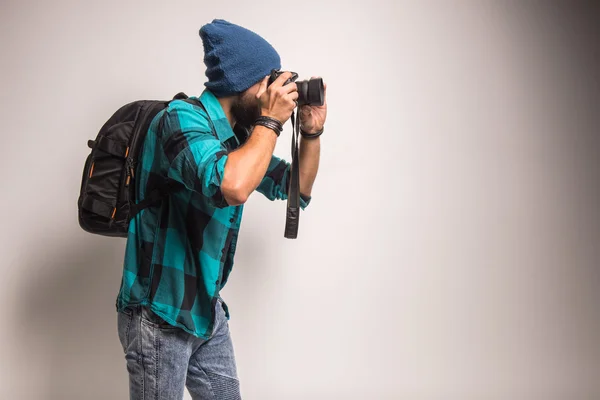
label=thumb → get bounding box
[256,75,269,99]
[300,105,312,115]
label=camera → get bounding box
[265,69,324,239]
[267,69,324,107]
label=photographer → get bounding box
[115,19,327,400]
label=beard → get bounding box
[231,91,261,131]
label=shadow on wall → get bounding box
[17,235,129,400]
[13,228,267,400]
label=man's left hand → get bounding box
[299,78,327,134]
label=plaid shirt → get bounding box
[115,88,311,339]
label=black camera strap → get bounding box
[284,110,301,239]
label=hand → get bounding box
[299,77,327,134]
[256,71,299,125]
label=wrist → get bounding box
[253,124,280,139]
[260,112,283,124]
[300,125,324,139]
[300,124,324,134]
[254,116,283,137]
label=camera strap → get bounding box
[284,110,301,239]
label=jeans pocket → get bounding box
[117,310,134,353]
[140,305,178,329]
[121,305,134,317]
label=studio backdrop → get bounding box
[0,1,598,399]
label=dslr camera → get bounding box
[267,69,324,107]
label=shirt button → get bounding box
[229,217,235,223]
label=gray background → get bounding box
[1,1,598,399]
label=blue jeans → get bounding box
[117,297,241,399]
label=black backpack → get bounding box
[78,92,198,237]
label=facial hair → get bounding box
[231,91,261,131]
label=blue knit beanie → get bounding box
[199,19,281,97]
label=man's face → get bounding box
[231,82,262,130]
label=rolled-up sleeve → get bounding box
[255,155,311,210]
[161,107,230,208]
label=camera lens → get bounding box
[307,78,324,106]
[297,77,324,106]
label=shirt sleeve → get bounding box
[255,155,312,210]
[161,106,230,208]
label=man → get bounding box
[115,19,327,399]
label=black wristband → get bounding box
[255,121,281,137]
[254,116,283,137]
[255,116,283,126]
[300,126,324,139]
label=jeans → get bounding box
[117,297,241,399]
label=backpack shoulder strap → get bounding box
[127,92,201,219]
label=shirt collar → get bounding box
[198,89,235,144]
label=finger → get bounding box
[280,81,298,95]
[300,105,312,115]
[288,91,299,101]
[256,75,269,98]
[288,91,299,108]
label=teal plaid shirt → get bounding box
[116,88,311,339]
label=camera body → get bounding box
[267,69,324,107]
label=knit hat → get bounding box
[199,19,281,97]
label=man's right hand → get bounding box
[221,72,298,206]
[256,71,298,125]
